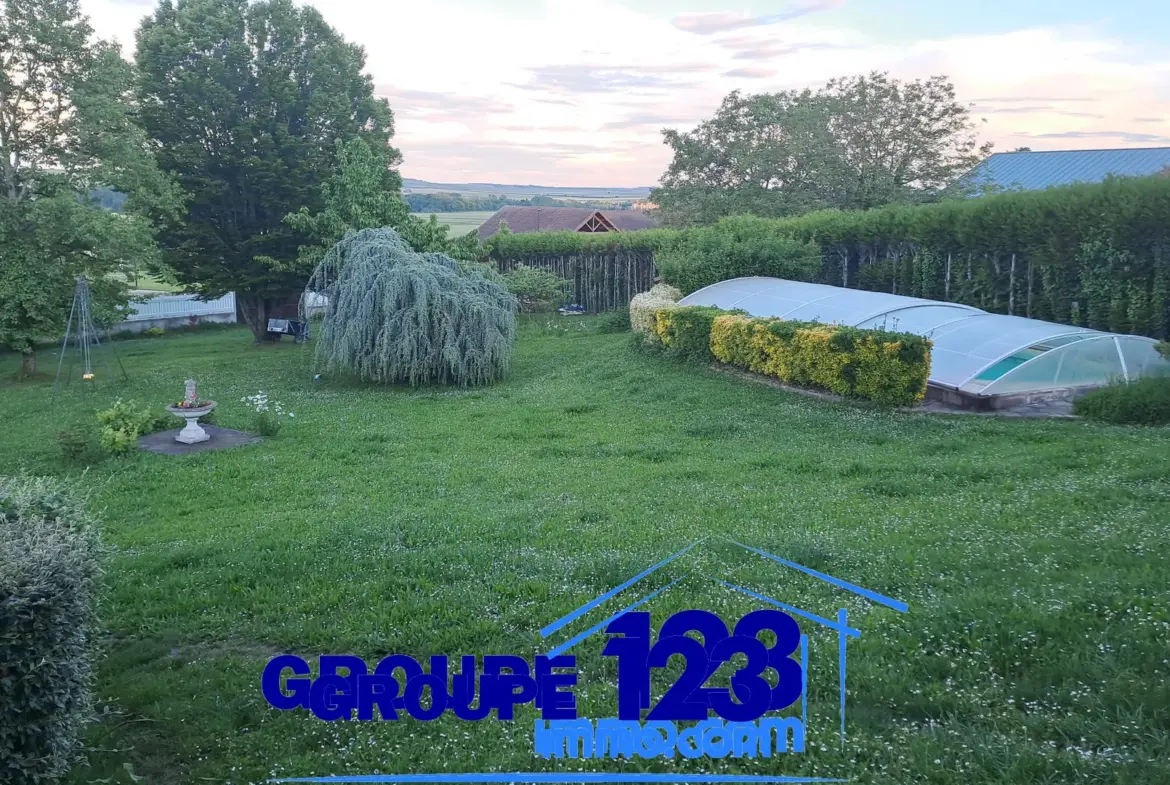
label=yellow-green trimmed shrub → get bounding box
[649,305,725,362]
[629,283,682,337]
[1,476,102,785]
[709,315,931,405]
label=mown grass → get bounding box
[2,321,1169,785]
[109,270,183,292]
[423,210,497,237]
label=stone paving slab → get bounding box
[715,364,1079,419]
[139,425,262,455]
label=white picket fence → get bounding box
[107,292,238,334]
[124,292,237,321]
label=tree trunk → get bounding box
[19,351,36,377]
[238,294,273,343]
[1009,253,1017,315]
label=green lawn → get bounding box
[2,322,1169,785]
[109,271,183,293]
[423,210,497,237]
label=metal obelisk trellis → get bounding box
[53,276,129,395]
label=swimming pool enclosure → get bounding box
[678,277,1170,398]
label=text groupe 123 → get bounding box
[261,609,808,759]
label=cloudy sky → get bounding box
[83,0,1170,187]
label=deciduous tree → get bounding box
[284,137,480,269]
[283,137,410,270]
[135,0,396,341]
[0,0,177,376]
[652,72,991,225]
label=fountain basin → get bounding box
[166,402,217,444]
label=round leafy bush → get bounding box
[96,400,168,455]
[594,306,632,333]
[306,228,517,386]
[1,475,101,785]
[503,265,571,313]
[630,283,683,337]
[1073,377,1170,425]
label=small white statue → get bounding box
[185,378,197,404]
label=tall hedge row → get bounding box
[486,174,1170,339]
[776,174,1170,338]
[1,476,102,785]
[654,216,821,293]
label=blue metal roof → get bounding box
[964,147,1170,192]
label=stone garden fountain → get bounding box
[139,379,260,455]
[166,379,217,444]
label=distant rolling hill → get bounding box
[402,179,652,200]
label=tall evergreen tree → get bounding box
[134,0,397,341]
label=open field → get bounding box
[2,322,1169,784]
[425,210,497,237]
[404,178,651,200]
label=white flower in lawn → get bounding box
[242,390,292,420]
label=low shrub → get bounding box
[656,215,821,294]
[142,326,166,337]
[709,315,932,406]
[629,283,682,337]
[594,306,632,333]
[503,264,572,313]
[649,306,726,363]
[1073,377,1170,425]
[1,475,102,785]
[56,421,102,464]
[95,399,170,455]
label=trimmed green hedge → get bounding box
[483,228,673,257]
[647,305,726,362]
[762,175,1170,337]
[655,216,821,294]
[1073,377,1170,425]
[484,174,1170,337]
[1,476,102,785]
[648,306,932,405]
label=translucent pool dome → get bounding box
[679,277,1170,396]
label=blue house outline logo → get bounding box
[537,537,909,747]
[271,539,908,785]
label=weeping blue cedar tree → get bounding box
[304,228,516,386]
